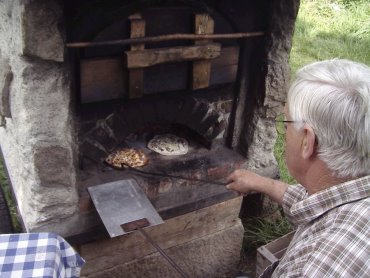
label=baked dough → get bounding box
[105,148,148,168]
[147,134,188,156]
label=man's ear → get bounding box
[302,125,316,160]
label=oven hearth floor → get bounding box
[78,144,247,221]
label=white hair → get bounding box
[287,59,370,178]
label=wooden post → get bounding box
[192,14,215,90]
[128,14,145,98]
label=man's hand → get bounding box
[226,169,289,205]
[226,169,266,195]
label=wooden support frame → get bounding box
[79,45,239,103]
[128,14,145,98]
[78,11,247,101]
[124,13,220,92]
[192,14,215,89]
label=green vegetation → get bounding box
[245,0,370,251]
[290,0,370,74]
[243,215,293,252]
[277,0,370,184]
[0,160,22,232]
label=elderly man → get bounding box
[227,59,370,277]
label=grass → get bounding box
[242,215,293,252]
[0,160,22,232]
[245,0,370,251]
[290,0,370,74]
[276,0,370,184]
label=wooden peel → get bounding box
[122,218,188,278]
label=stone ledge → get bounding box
[80,197,243,276]
[82,219,244,278]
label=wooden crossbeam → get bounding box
[125,43,221,69]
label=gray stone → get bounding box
[33,144,74,188]
[19,60,71,140]
[246,0,300,172]
[0,0,22,57]
[265,0,300,109]
[0,55,13,118]
[246,117,279,175]
[22,0,65,62]
[0,116,5,126]
[0,52,76,234]
[28,210,98,237]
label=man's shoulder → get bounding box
[328,196,370,234]
[336,195,370,215]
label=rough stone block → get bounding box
[246,117,278,172]
[22,0,64,62]
[0,1,23,57]
[33,144,74,188]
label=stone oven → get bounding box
[0,0,299,277]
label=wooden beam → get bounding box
[125,43,221,69]
[66,32,264,48]
[192,14,214,90]
[128,14,145,98]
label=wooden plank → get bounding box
[80,58,127,103]
[125,43,221,69]
[212,45,239,67]
[129,16,146,45]
[192,60,212,89]
[194,14,214,36]
[129,69,144,98]
[79,46,239,101]
[128,14,145,98]
[210,46,239,85]
[192,14,214,90]
[144,63,188,94]
[210,64,238,85]
[256,231,296,276]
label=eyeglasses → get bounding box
[275,114,297,135]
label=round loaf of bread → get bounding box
[147,134,188,156]
[105,148,148,168]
